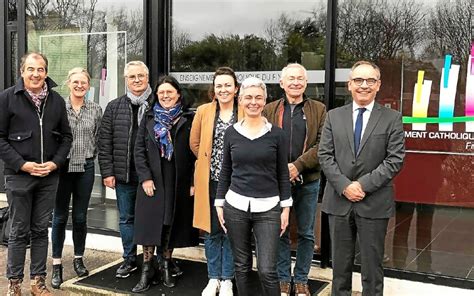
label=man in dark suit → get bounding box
[318,61,405,296]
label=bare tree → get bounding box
[26,0,51,31]
[424,0,472,64]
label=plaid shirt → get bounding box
[26,83,48,112]
[65,98,103,172]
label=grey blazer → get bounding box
[318,102,405,219]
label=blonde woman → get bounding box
[50,68,102,289]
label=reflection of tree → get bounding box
[172,34,279,71]
[337,0,424,63]
[26,0,51,31]
[424,0,472,64]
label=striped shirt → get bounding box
[65,98,103,172]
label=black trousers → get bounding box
[328,209,388,296]
[5,173,59,279]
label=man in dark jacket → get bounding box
[0,52,72,295]
[98,61,154,278]
[263,63,326,296]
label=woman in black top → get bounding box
[132,76,198,292]
[215,77,292,296]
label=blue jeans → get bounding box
[204,181,234,280]
[278,179,320,284]
[224,202,281,296]
[52,159,95,258]
[116,182,137,260]
[5,173,59,279]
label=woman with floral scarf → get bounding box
[132,76,199,292]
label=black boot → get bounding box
[132,261,156,293]
[151,258,162,285]
[162,259,176,288]
[73,257,89,277]
[51,264,63,289]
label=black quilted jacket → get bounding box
[98,94,153,183]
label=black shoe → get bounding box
[151,259,162,285]
[132,261,155,293]
[170,259,183,277]
[51,264,63,289]
[73,257,89,277]
[116,258,138,278]
[162,259,176,288]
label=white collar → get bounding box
[352,100,374,112]
[233,118,272,140]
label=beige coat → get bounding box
[190,101,243,232]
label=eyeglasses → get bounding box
[126,73,147,81]
[351,78,379,86]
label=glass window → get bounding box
[171,0,327,106]
[26,0,145,205]
[336,0,474,279]
[8,0,17,22]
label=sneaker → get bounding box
[7,278,22,296]
[280,281,291,296]
[171,259,183,277]
[219,279,233,296]
[294,283,311,296]
[116,258,138,278]
[201,278,220,296]
[30,275,52,296]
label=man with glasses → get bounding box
[318,61,405,296]
[263,63,327,296]
[98,61,154,278]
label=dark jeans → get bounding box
[224,202,281,296]
[278,179,320,284]
[116,182,137,260]
[4,173,59,279]
[51,159,95,258]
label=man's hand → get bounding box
[288,163,300,182]
[103,176,116,189]
[280,207,290,237]
[343,181,365,202]
[142,180,155,197]
[21,161,57,177]
[216,206,227,233]
[190,186,195,197]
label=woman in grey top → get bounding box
[50,68,102,289]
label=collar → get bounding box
[283,94,307,106]
[352,100,375,113]
[234,117,272,140]
[66,97,90,110]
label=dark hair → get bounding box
[208,66,239,101]
[20,52,49,73]
[154,75,193,109]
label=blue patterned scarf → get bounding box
[153,102,183,160]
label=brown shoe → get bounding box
[280,281,291,296]
[30,275,52,296]
[295,283,311,296]
[7,278,22,296]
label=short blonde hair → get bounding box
[239,77,267,99]
[67,67,91,83]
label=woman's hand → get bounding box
[216,206,227,233]
[190,186,195,196]
[142,180,156,197]
[280,207,290,237]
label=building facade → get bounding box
[1,0,473,289]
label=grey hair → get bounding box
[239,76,267,99]
[123,61,149,77]
[281,63,307,79]
[349,60,381,80]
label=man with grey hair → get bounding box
[263,63,326,296]
[98,61,154,278]
[0,52,72,295]
[318,61,405,295]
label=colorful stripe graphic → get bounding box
[438,55,459,131]
[466,42,474,132]
[404,51,474,132]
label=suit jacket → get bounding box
[318,102,405,219]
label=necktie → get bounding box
[354,107,366,155]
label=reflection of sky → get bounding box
[172,0,325,40]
